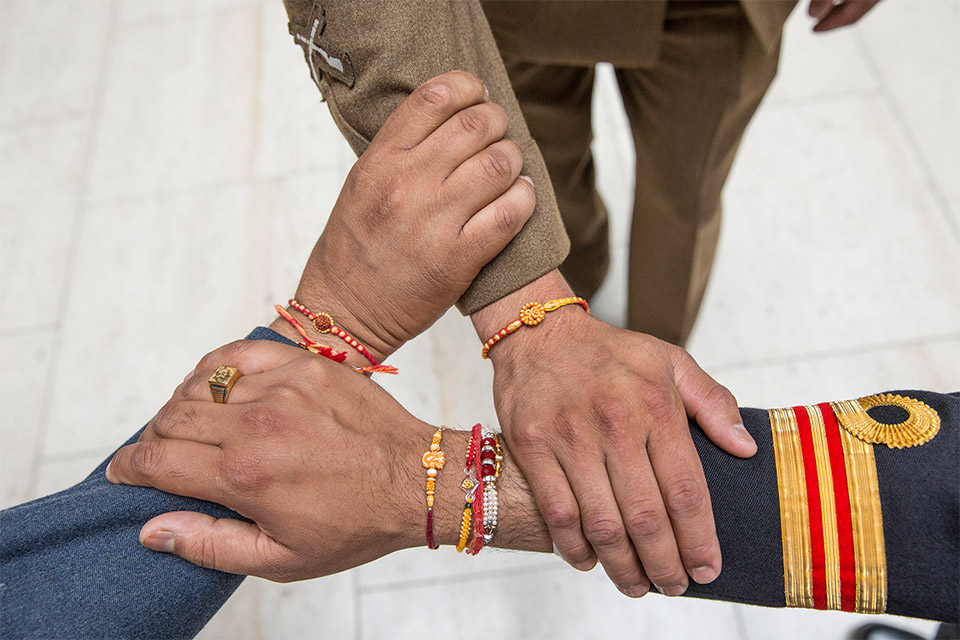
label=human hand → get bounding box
[282,71,535,363]
[472,270,755,598]
[808,0,881,32]
[105,340,444,579]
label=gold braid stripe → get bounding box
[769,407,814,608]
[835,402,887,614]
[833,394,939,449]
[806,405,843,610]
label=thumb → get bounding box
[139,511,292,579]
[670,348,757,458]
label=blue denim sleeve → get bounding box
[0,327,298,640]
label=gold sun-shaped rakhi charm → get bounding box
[520,302,546,326]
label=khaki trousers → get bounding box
[494,1,781,345]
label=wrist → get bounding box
[470,269,585,365]
[397,423,473,549]
[285,286,392,365]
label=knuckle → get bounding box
[199,339,251,372]
[638,382,680,423]
[479,147,514,184]
[583,516,625,548]
[187,535,219,571]
[510,423,546,453]
[491,200,520,236]
[220,453,265,493]
[665,476,708,517]
[239,405,284,439]
[456,107,489,138]
[624,503,668,540]
[590,396,631,439]
[417,78,456,110]
[705,382,737,411]
[541,499,580,530]
[130,441,164,479]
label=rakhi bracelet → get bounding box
[456,424,482,553]
[288,298,386,369]
[479,427,502,545]
[274,306,398,375]
[481,296,590,359]
[422,428,446,550]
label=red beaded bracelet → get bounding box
[481,296,590,359]
[274,305,397,375]
[288,298,385,369]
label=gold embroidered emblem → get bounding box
[832,394,940,449]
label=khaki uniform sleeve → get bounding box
[282,0,570,315]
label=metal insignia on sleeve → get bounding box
[831,394,940,449]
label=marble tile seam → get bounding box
[357,561,567,596]
[0,323,59,339]
[25,1,120,499]
[762,87,879,111]
[705,330,960,374]
[851,30,960,246]
[0,111,90,133]
[78,164,346,210]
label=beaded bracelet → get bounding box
[288,298,386,369]
[422,428,446,550]
[456,424,481,553]
[480,296,589,359]
[274,306,398,375]
[479,427,503,546]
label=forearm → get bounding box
[283,0,570,314]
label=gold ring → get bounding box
[208,366,242,404]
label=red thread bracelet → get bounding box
[274,306,397,374]
[288,298,385,368]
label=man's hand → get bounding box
[808,0,881,32]
[285,71,535,363]
[473,270,755,598]
[105,341,437,580]
[105,340,552,579]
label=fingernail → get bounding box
[483,83,490,100]
[691,565,717,584]
[552,543,562,558]
[104,459,117,484]
[623,584,649,598]
[658,583,687,597]
[734,423,755,445]
[519,175,534,187]
[575,559,596,572]
[183,370,195,383]
[141,530,175,553]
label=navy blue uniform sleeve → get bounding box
[0,328,297,640]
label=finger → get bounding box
[513,451,598,572]
[813,0,879,31]
[177,367,263,404]
[192,339,306,381]
[139,512,296,580]
[415,101,509,178]
[442,138,523,222]
[561,455,650,598]
[670,347,756,458]
[106,439,225,505]
[644,428,722,588]
[808,0,834,18]
[373,71,488,151]
[142,400,243,446]
[457,175,535,269]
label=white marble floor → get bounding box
[1,1,957,639]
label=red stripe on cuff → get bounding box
[794,405,827,610]
[819,402,857,612]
